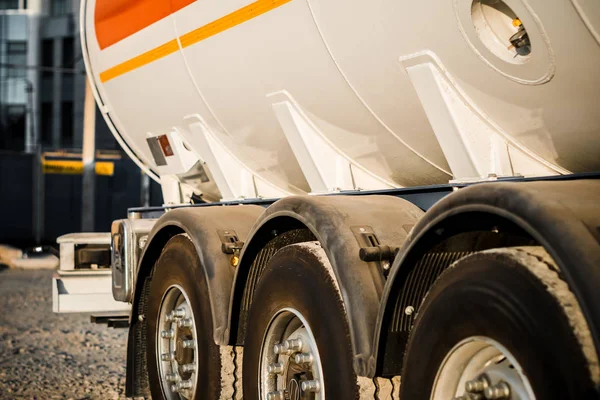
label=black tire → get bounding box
[146,234,222,399]
[401,247,598,400]
[243,242,358,400]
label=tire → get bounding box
[401,247,598,400]
[242,242,358,400]
[146,234,222,399]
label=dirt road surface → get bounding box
[0,268,128,399]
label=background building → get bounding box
[0,0,162,246]
[0,0,116,152]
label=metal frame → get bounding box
[127,172,600,217]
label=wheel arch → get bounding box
[375,179,600,377]
[125,205,263,397]
[227,195,425,377]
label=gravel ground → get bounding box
[0,268,128,399]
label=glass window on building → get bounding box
[40,103,53,148]
[41,39,54,80]
[6,41,27,79]
[62,37,74,67]
[0,105,26,151]
[0,0,19,10]
[61,101,73,147]
[51,0,70,16]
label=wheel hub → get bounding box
[156,285,199,399]
[175,335,193,365]
[260,308,325,400]
[432,336,535,400]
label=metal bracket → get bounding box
[184,114,289,201]
[400,50,563,180]
[351,226,399,277]
[91,313,130,329]
[217,230,244,255]
[359,245,399,263]
[268,90,394,193]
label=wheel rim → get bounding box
[259,307,325,400]
[156,284,199,399]
[432,336,535,400]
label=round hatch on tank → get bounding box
[471,0,531,63]
[454,0,555,85]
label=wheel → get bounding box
[243,242,359,400]
[146,234,222,399]
[401,247,599,400]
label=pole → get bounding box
[141,172,150,208]
[81,79,96,231]
[26,12,43,243]
[28,81,43,244]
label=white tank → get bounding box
[81,0,600,202]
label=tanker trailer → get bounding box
[53,0,600,398]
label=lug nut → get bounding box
[176,380,193,391]
[178,318,193,328]
[181,363,195,373]
[285,338,303,352]
[294,352,314,366]
[274,338,303,354]
[301,379,320,393]
[166,308,185,322]
[466,375,489,393]
[484,382,511,399]
[161,329,174,339]
[182,340,195,349]
[166,373,179,382]
[267,362,284,374]
[266,390,285,400]
[161,352,175,361]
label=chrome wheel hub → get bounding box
[157,285,198,399]
[260,308,325,400]
[432,336,535,400]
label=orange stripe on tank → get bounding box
[99,0,292,83]
[95,0,195,50]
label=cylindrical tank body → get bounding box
[81,0,600,201]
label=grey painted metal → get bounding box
[229,195,425,377]
[375,179,600,378]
